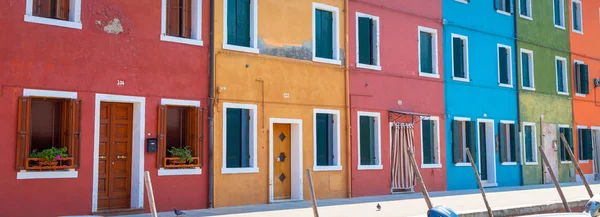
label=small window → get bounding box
[25,0,82,29]
[554,0,565,28]
[519,0,532,19]
[157,105,202,169]
[498,45,513,87]
[161,0,203,46]
[495,0,512,14]
[558,126,573,162]
[223,0,258,53]
[520,49,535,90]
[452,119,476,165]
[418,27,439,78]
[314,109,341,170]
[574,61,589,96]
[578,128,593,161]
[356,13,380,70]
[572,0,583,33]
[222,103,258,173]
[499,122,519,163]
[421,117,440,167]
[358,112,381,170]
[451,34,468,81]
[313,3,341,65]
[556,57,568,94]
[523,123,537,164]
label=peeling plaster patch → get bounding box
[258,38,313,61]
[103,18,123,34]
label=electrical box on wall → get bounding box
[147,138,157,153]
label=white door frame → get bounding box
[477,119,497,186]
[269,118,303,203]
[92,94,146,212]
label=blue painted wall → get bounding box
[442,0,521,190]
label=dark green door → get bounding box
[479,123,488,181]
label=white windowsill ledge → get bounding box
[499,83,513,88]
[313,165,343,171]
[313,57,342,65]
[525,162,539,166]
[421,164,442,169]
[520,15,533,21]
[576,93,587,98]
[522,87,536,91]
[455,163,471,167]
[453,77,470,82]
[555,25,566,30]
[573,30,583,35]
[17,169,78,180]
[223,44,259,54]
[356,63,382,71]
[357,165,383,170]
[419,72,440,79]
[158,168,202,176]
[561,161,572,165]
[482,182,498,188]
[496,10,511,16]
[580,160,589,164]
[557,91,569,96]
[221,167,259,174]
[501,162,518,166]
[24,15,82,29]
[160,35,204,47]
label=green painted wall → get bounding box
[516,0,572,185]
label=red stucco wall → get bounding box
[348,0,446,197]
[0,1,210,216]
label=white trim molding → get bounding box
[268,118,303,203]
[418,26,440,78]
[312,3,341,65]
[553,0,566,29]
[522,122,538,166]
[555,56,569,95]
[160,0,203,46]
[420,116,442,168]
[357,111,383,170]
[23,88,78,99]
[221,103,259,174]
[24,0,82,29]
[161,98,201,107]
[497,44,513,88]
[158,168,202,176]
[451,33,469,82]
[571,0,583,34]
[355,12,381,71]
[520,48,535,91]
[312,109,342,171]
[519,0,533,20]
[574,60,587,97]
[17,169,78,179]
[222,0,259,53]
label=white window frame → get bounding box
[355,12,381,71]
[500,120,518,166]
[24,0,82,29]
[497,0,512,16]
[312,109,342,171]
[418,26,440,78]
[453,117,471,167]
[357,111,382,170]
[555,56,569,95]
[221,102,259,174]
[572,0,583,34]
[312,3,341,65]
[554,0,566,29]
[519,0,533,20]
[17,89,79,179]
[577,125,590,163]
[497,44,513,88]
[455,0,469,4]
[558,124,572,164]
[160,0,203,46]
[421,116,442,168]
[574,60,586,97]
[522,122,538,165]
[520,49,535,91]
[157,98,202,176]
[451,33,469,82]
[223,0,259,53]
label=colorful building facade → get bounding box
[443,0,520,190]
[0,0,210,216]
[348,0,445,197]
[211,0,349,207]
[517,0,574,185]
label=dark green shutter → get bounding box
[554,0,561,25]
[506,0,513,13]
[422,120,432,164]
[499,123,507,162]
[453,37,464,78]
[358,17,373,65]
[240,109,250,167]
[499,47,509,84]
[511,124,520,162]
[557,60,564,92]
[327,115,334,165]
[522,53,531,87]
[573,2,579,30]
[226,108,243,168]
[520,0,528,15]
[583,129,593,160]
[559,128,567,161]
[525,126,533,162]
[466,121,477,163]
[360,116,374,165]
[561,128,573,161]
[452,120,463,164]
[316,114,328,166]
[420,32,433,73]
[227,0,250,47]
[227,0,237,46]
[581,64,589,94]
[575,63,581,94]
[578,129,584,160]
[316,9,333,59]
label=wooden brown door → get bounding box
[273,124,291,200]
[98,102,133,210]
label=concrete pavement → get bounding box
[118,181,600,217]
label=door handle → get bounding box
[117,155,127,159]
[99,156,106,159]
[112,162,114,166]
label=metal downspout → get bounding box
[208,0,215,208]
[344,0,352,198]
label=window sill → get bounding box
[554,25,566,30]
[157,168,202,176]
[313,165,342,171]
[519,15,533,21]
[221,167,259,174]
[455,163,471,167]
[313,57,342,65]
[501,162,518,166]
[419,72,440,79]
[223,44,259,54]
[357,165,383,170]
[499,83,513,88]
[482,182,498,188]
[580,160,589,164]
[524,162,539,166]
[576,93,587,98]
[454,0,469,4]
[573,30,583,35]
[453,77,470,82]
[17,169,78,180]
[561,161,571,165]
[557,91,569,96]
[160,35,203,47]
[522,87,536,91]
[421,164,442,169]
[356,63,381,71]
[24,15,82,29]
[496,10,512,16]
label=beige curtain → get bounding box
[391,123,416,190]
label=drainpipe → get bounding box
[208,0,215,208]
[344,0,352,198]
[512,0,524,186]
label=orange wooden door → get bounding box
[273,124,291,200]
[98,102,133,210]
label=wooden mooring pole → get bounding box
[538,145,571,212]
[407,148,433,209]
[306,169,320,217]
[465,148,494,217]
[144,171,158,217]
[560,133,594,198]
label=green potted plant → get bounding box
[167,146,194,165]
[29,147,68,167]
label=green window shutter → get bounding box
[360,116,374,165]
[499,47,509,84]
[559,128,566,161]
[227,0,238,46]
[582,64,589,94]
[326,114,334,165]
[240,109,250,167]
[499,123,507,163]
[316,9,333,59]
[510,124,520,162]
[316,113,328,166]
[575,63,581,94]
[554,0,561,25]
[506,0,513,13]
[453,37,464,78]
[422,120,432,164]
[227,0,251,47]
[525,126,533,162]
[561,128,573,161]
[573,2,579,30]
[420,32,433,73]
[522,53,531,87]
[452,120,463,164]
[520,0,528,15]
[578,129,584,160]
[358,17,373,65]
[583,129,593,160]
[557,60,564,92]
[226,108,242,168]
[466,121,477,163]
